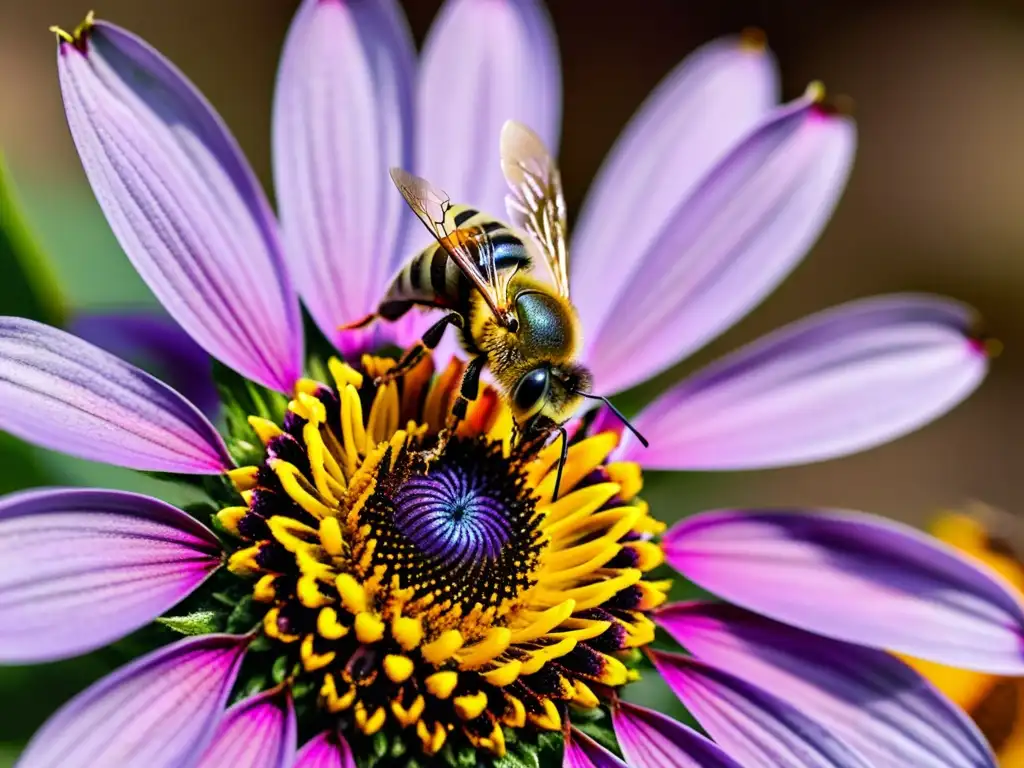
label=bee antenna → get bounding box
[574,391,649,448]
[552,425,569,502]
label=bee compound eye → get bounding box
[513,368,550,415]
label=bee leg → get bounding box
[426,356,487,465]
[449,355,487,424]
[376,313,464,384]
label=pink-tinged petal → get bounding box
[572,34,778,337]
[416,0,560,223]
[664,509,1024,673]
[0,317,231,473]
[58,21,302,392]
[18,634,247,768]
[71,310,219,418]
[294,730,355,768]
[0,488,222,664]
[612,700,741,768]
[565,728,627,768]
[622,296,988,470]
[196,688,296,768]
[584,91,855,395]
[657,602,995,768]
[273,0,415,354]
[651,650,871,768]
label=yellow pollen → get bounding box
[328,357,364,390]
[300,634,336,672]
[336,573,367,614]
[319,517,343,556]
[247,416,282,445]
[316,607,349,640]
[481,660,522,687]
[354,612,385,644]
[421,630,465,665]
[453,691,488,721]
[297,574,332,608]
[227,545,261,576]
[383,654,415,683]
[215,506,247,537]
[572,680,599,708]
[393,615,424,650]
[417,720,447,755]
[391,695,425,727]
[425,671,459,700]
[271,460,334,519]
[356,703,387,735]
[502,696,526,728]
[253,574,277,603]
[605,461,643,499]
[456,627,512,669]
[228,466,259,492]
[528,698,562,731]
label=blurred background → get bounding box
[1,0,1023,761]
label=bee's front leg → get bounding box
[375,312,464,385]
[449,355,487,425]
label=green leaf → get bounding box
[492,750,538,768]
[155,610,221,636]
[575,719,621,755]
[0,156,65,326]
[226,594,257,634]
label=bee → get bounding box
[346,121,646,496]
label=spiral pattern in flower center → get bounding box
[394,465,512,567]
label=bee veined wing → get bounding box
[389,167,513,322]
[500,121,570,299]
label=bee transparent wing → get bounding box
[500,120,570,299]
[389,168,512,322]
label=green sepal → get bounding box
[491,749,538,768]
[270,655,292,685]
[236,672,270,703]
[453,744,479,768]
[225,594,258,634]
[155,610,222,636]
[213,361,288,467]
[371,731,390,761]
[573,719,620,755]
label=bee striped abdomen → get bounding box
[378,208,530,320]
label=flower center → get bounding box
[395,467,510,563]
[216,355,669,759]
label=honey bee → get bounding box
[346,121,646,496]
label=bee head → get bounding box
[511,362,591,425]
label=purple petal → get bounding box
[416,0,560,223]
[584,91,855,395]
[657,602,995,768]
[622,296,988,470]
[0,317,231,473]
[196,688,297,768]
[294,730,355,768]
[572,34,778,338]
[565,728,627,768]
[651,650,871,767]
[18,634,247,768]
[58,21,302,392]
[612,700,742,768]
[664,508,1024,673]
[273,0,415,354]
[0,488,222,664]
[70,310,219,418]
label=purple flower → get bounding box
[0,2,1012,766]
